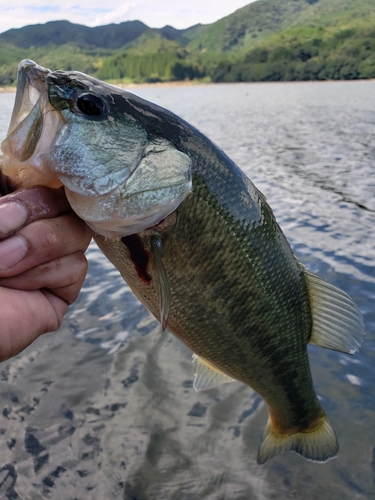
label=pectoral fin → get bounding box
[151,237,171,331]
[304,270,365,354]
[192,354,237,391]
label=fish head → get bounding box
[1,60,192,237]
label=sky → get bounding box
[0,0,259,34]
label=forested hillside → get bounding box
[0,0,374,85]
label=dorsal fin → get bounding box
[304,270,365,354]
[192,354,237,391]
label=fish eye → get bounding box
[76,93,106,116]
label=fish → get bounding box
[1,60,365,465]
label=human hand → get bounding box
[0,157,92,361]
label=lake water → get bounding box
[0,80,374,499]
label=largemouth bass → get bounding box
[1,60,365,464]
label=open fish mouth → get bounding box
[1,60,193,237]
[7,60,50,138]
[1,60,66,189]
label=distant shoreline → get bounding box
[0,81,206,93]
[1,79,374,94]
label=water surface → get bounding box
[0,80,374,499]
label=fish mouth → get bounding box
[1,60,65,190]
[7,60,49,137]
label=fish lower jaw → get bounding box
[64,184,191,239]
[86,206,177,238]
[84,194,181,238]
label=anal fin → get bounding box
[192,354,237,391]
[304,270,365,354]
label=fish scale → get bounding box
[103,175,319,426]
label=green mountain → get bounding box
[0,0,374,85]
[210,0,375,81]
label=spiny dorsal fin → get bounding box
[192,354,237,391]
[151,237,171,331]
[304,270,365,354]
[257,413,338,465]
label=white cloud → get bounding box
[91,3,136,27]
[0,0,259,34]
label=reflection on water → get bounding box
[0,80,375,499]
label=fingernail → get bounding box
[0,201,28,235]
[0,236,29,270]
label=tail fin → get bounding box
[257,414,338,465]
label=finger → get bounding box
[0,251,88,304]
[0,186,71,239]
[0,213,92,277]
[0,287,68,361]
